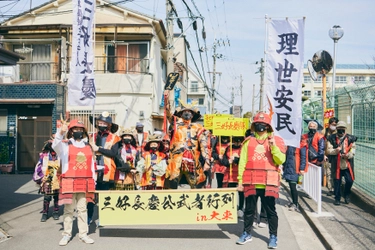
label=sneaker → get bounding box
[344,197,350,204]
[40,213,48,222]
[268,234,278,249]
[285,202,293,208]
[288,204,300,212]
[52,211,59,220]
[236,231,252,245]
[80,235,94,244]
[258,222,268,228]
[334,200,340,206]
[59,235,70,246]
[327,191,334,196]
[237,210,244,218]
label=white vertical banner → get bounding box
[266,18,304,147]
[68,0,96,106]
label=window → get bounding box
[13,44,52,81]
[313,76,329,84]
[370,77,375,83]
[304,76,311,83]
[0,109,7,134]
[315,90,322,97]
[353,76,365,83]
[191,81,198,92]
[335,76,347,84]
[106,42,149,74]
[199,98,204,105]
[303,90,311,97]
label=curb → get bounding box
[281,182,337,250]
[350,187,375,216]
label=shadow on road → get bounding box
[0,175,40,215]
[99,228,230,239]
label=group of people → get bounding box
[32,88,356,248]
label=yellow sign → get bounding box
[212,117,249,136]
[97,188,237,225]
[323,108,335,128]
[204,114,232,129]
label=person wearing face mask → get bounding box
[163,90,211,189]
[236,112,286,249]
[112,128,138,190]
[52,119,96,246]
[88,111,120,225]
[33,135,61,222]
[212,136,230,188]
[302,121,325,166]
[135,122,149,153]
[136,134,167,190]
[324,117,338,196]
[221,136,245,217]
[327,121,357,206]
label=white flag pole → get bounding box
[92,0,96,143]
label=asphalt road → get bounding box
[0,175,324,250]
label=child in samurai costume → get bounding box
[112,127,139,190]
[33,136,61,222]
[136,134,168,190]
[221,136,245,217]
[212,135,231,188]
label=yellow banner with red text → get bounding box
[97,188,238,225]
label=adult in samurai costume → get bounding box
[163,90,211,189]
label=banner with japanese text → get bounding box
[204,114,233,130]
[68,0,96,106]
[324,108,335,128]
[98,188,237,225]
[266,18,304,147]
[212,117,249,136]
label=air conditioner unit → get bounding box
[0,65,20,83]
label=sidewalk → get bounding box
[282,180,375,250]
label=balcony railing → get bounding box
[17,61,59,82]
[66,56,150,74]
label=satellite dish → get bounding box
[307,50,333,81]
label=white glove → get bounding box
[90,142,99,152]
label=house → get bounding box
[0,0,170,172]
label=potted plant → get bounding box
[0,141,13,173]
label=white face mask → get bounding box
[329,125,336,131]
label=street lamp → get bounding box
[329,25,344,109]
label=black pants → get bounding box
[216,173,224,188]
[244,189,278,236]
[227,183,244,210]
[288,181,298,206]
[334,169,353,201]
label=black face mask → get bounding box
[150,146,158,151]
[337,129,345,135]
[254,123,267,132]
[136,128,143,133]
[182,113,193,121]
[98,126,107,132]
[72,131,83,140]
[123,139,131,144]
[308,128,317,134]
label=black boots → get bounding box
[41,213,48,222]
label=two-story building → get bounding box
[0,0,170,172]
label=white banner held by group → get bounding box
[68,0,96,106]
[266,18,304,147]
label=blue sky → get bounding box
[1,0,374,113]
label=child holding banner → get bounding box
[136,133,168,190]
[212,136,230,188]
[221,136,245,217]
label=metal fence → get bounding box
[303,82,375,198]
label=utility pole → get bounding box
[166,0,175,106]
[252,84,255,117]
[208,41,222,114]
[230,85,235,114]
[259,58,265,111]
[240,74,243,117]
